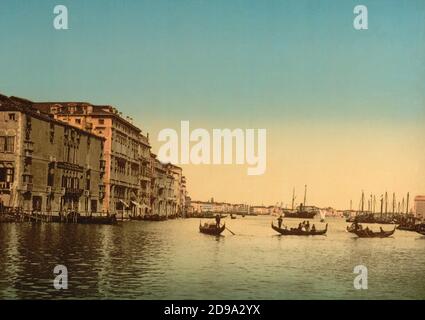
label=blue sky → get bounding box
[1,0,424,125]
[1,0,424,205]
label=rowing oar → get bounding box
[226,227,236,235]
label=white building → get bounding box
[414,195,425,219]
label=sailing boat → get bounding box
[319,209,326,222]
[283,185,318,219]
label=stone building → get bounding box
[166,164,186,217]
[150,154,169,218]
[0,95,105,215]
[1,93,189,219]
[138,133,152,216]
[29,101,150,217]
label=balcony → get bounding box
[65,188,83,196]
[0,181,11,190]
[99,184,106,199]
[22,183,33,192]
[24,149,33,157]
[24,141,34,151]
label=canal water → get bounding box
[0,216,424,299]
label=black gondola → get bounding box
[199,222,226,235]
[271,222,328,236]
[347,222,360,233]
[415,224,425,236]
[353,226,396,238]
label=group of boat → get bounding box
[200,216,425,238]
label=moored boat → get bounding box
[271,222,328,236]
[199,222,225,236]
[283,185,318,219]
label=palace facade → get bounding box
[0,93,188,218]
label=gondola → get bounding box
[417,229,425,236]
[230,214,236,219]
[397,224,417,231]
[352,226,396,238]
[199,222,226,236]
[271,222,328,236]
[416,224,425,236]
[347,223,359,233]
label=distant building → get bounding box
[0,95,105,215]
[250,206,269,215]
[414,195,425,219]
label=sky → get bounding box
[0,0,424,208]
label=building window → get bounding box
[47,163,54,187]
[0,168,14,183]
[22,174,32,184]
[86,170,91,190]
[91,200,97,213]
[98,119,104,125]
[0,136,15,153]
[75,119,81,124]
[49,123,55,143]
[8,113,15,121]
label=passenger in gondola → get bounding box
[305,221,310,231]
[311,224,316,232]
[364,226,371,236]
[277,215,283,228]
[215,214,221,228]
[298,222,303,230]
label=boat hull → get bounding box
[199,223,226,236]
[353,227,396,238]
[271,223,327,236]
[283,211,317,219]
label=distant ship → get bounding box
[282,185,318,219]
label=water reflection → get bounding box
[0,217,424,299]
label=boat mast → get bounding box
[291,187,295,210]
[369,194,373,213]
[380,194,383,219]
[402,197,405,215]
[392,193,396,215]
[361,191,365,213]
[373,195,376,213]
[384,192,388,218]
[303,185,307,208]
[406,192,410,215]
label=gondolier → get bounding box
[215,214,221,228]
[277,215,283,228]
